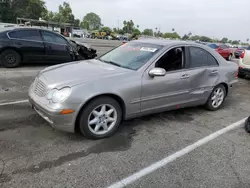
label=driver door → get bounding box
[141,46,192,114]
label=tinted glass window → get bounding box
[220,45,227,49]
[155,47,184,72]
[41,31,67,44]
[9,30,42,41]
[189,47,218,68]
[247,46,250,50]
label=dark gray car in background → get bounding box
[29,39,238,139]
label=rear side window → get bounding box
[8,30,42,41]
[189,47,218,68]
[220,45,228,49]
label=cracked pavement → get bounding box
[0,59,250,188]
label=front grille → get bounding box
[33,78,46,97]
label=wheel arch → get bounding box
[217,82,229,96]
[74,93,126,132]
[0,47,23,61]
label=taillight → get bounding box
[240,50,245,58]
[234,71,238,78]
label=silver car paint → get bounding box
[29,40,238,133]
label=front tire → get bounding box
[0,49,21,68]
[205,84,226,111]
[79,97,122,139]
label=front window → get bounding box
[41,30,68,45]
[99,42,163,70]
[207,43,219,49]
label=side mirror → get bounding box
[148,68,166,77]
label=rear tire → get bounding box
[245,117,250,133]
[0,49,21,68]
[78,96,122,139]
[205,84,226,111]
[238,73,245,79]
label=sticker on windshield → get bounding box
[140,47,157,52]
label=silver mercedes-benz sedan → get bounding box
[29,39,238,139]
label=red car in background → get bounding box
[207,43,233,61]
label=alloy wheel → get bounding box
[87,104,117,135]
[211,88,225,108]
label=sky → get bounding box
[44,0,250,41]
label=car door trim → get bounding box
[130,89,190,104]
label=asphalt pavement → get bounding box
[0,44,250,188]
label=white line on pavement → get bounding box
[0,100,29,106]
[107,118,247,188]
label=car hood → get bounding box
[39,59,131,88]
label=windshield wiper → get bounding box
[99,59,122,67]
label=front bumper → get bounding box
[29,92,76,133]
[239,67,250,76]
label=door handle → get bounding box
[181,74,190,79]
[15,41,22,45]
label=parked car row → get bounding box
[238,46,250,78]
[207,43,233,61]
[28,40,238,139]
[0,27,97,68]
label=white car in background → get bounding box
[238,46,250,78]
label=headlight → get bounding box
[47,87,71,103]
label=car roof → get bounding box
[0,27,54,33]
[131,39,196,47]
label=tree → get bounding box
[190,35,200,41]
[0,0,47,23]
[136,25,139,29]
[133,28,141,36]
[82,12,102,30]
[182,34,189,40]
[163,32,180,39]
[143,29,153,36]
[220,37,228,43]
[74,19,80,27]
[232,40,240,45]
[100,26,112,34]
[199,36,212,42]
[122,20,135,34]
[43,2,77,24]
[172,28,175,32]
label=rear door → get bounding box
[40,30,72,63]
[8,29,45,62]
[185,46,220,103]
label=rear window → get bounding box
[208,43,218,49]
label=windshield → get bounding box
[208,43,219,49]
[99,42,163,70]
